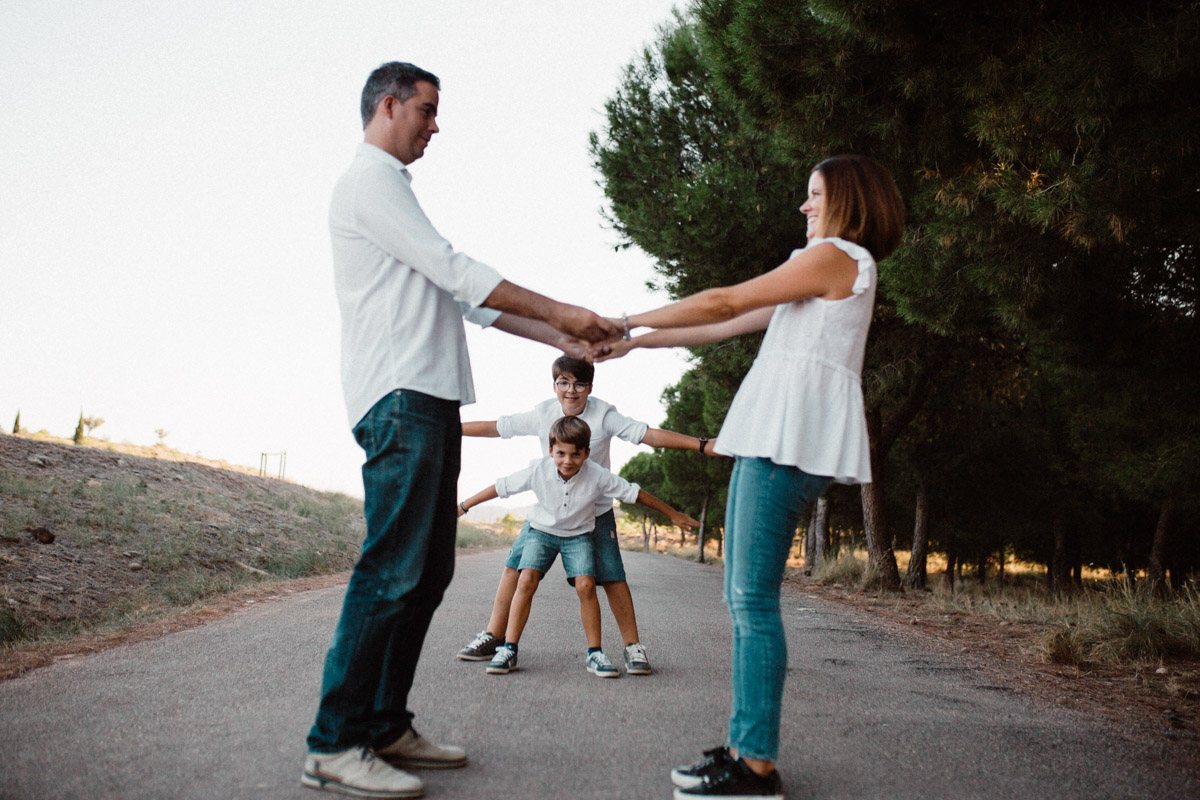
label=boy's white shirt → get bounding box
[495,396,649,516]
[495,458,641,538]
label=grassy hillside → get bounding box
[0,432,512,652]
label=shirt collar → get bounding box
[357,142,412,182]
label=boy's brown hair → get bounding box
[548,416,591,451]
[551,355,595,385]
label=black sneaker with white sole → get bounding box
[457,630,501,661]
[670,746,734,789]
[672,755,784,800]
[486,645,518,674]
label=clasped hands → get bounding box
[555,316,637,363]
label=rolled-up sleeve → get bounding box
[601,407,649,445]
[495,463,536,499]
[354,161,503,307]
[598,471,640,506]
[497,409,543,439]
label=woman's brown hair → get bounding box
[813,155,905,261]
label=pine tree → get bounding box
[73,412,85,445]
[11,411,19,435]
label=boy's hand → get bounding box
[672,512,701,530]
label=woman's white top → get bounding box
[714,237,876,484]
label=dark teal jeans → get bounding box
[307,389,461,753]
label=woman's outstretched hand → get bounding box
[592,337,634,362]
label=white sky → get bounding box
[0,1,695,506]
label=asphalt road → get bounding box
[1,549,1195,800]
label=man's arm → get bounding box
[641,428,724,457]
[487,314,590,360]
[636,489,700,530]
[482,280,619,343]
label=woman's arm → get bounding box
[595,306,773,361]
[462,420,500,437]
[457,485,499,516]
[627,242,857,331]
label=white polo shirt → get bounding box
[495,458,641,538]
[330,143,504,427]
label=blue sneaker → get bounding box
[585,650,619,678]
[486,645,518,674]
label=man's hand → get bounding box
[555,305,621,343]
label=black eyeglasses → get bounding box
[554,380,591,392]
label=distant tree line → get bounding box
[599,1,1199,590]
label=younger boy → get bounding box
[457,416,698,677]
[456,356,720,675]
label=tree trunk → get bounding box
[642,516,650,553]
[904,483,929,589]
[1147,497,1175,592]
[812,495,830,570]
[803,502,817,576]
[1049,514,1072,594]
[946,552,956,590]
[697,494,709,564]
[975,559,986,584]
[997,550,1005,583]
[861,409,901,590]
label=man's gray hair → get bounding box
[360,62,440,129]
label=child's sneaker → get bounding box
[486,645,518,674]
[585,650,619,678]
[301,746,423,798]
[670,746,733,789]
[624,642,652,675]
[457,630,501,661]
[672,756,784,800]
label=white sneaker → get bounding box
[375,728,467,769]
[301,747,423,798]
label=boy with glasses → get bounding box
[455,355,720,675]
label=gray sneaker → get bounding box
[375,728,466,770]
[457,630,500,661]
[586,650,619,678]
[486,645,518,674]
[301,747,423,798]
[624,642,652,675]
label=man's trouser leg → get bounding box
[308,389,460,752]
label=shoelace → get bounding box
[590,652,613,668]
[626,643,647,662]
[467,631,494,649]
[493,647,515,663]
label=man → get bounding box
[301,62,619,799]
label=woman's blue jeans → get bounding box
[307,390,461,753]
[724,457,832,762]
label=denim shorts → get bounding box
[508,511,626,584]
[516,527,595,579]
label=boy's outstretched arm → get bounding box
[636,489,701,531]
[640,427,724,457]
[458,485,499,516]
[462,421,500,437]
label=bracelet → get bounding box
[698,437,709,454]
[459,502,468,514]
[621,312,631,341]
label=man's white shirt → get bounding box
[330,143,503,427]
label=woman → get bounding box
[597,155,904,800]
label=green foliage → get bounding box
[11,411,19,435]
[72,413,85,445]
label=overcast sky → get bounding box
[1,1,699,507]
